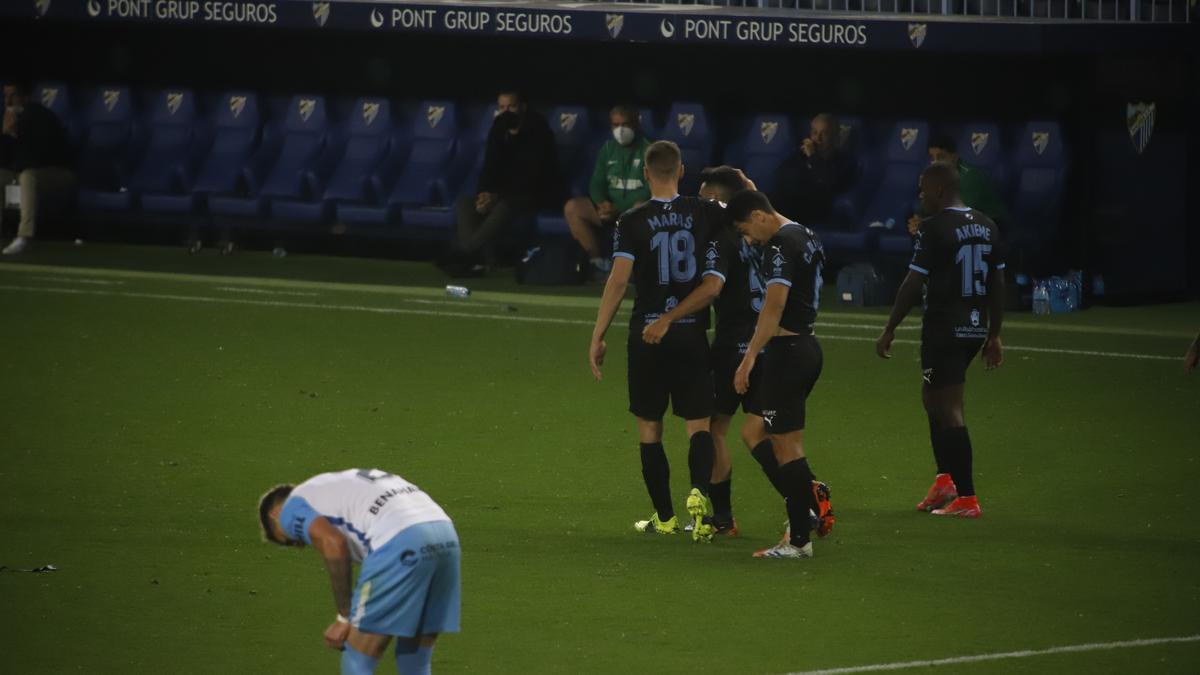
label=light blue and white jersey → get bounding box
[279,469,451,562]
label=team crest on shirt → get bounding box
[760,121,779,145]
[606,14,624,39]
[35,0,52,17]
[560,113,578,133]
[298,99,317,122]
[677,113,695,137]
[970,309,981,327]
[426,105,445,128]
[312,2,330,27]
[229,95,247,118]
[362,101,381,126]
[908,23,927,49]
[665,296,679,313]
[1031,131,1050,155]
[970,132,990,156]
[103,89,121,112]
[900,127,920,151]
[705,241,719,268]
[41,88,59,108]
[165,92,184,116]
[1126,102,1155,155]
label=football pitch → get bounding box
[2,244,1198,674]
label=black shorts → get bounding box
[627,327,714,421]
[921,327,984,389]
[744,334,823,434]
[711,329,758,417]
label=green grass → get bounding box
[1,244,1198,674]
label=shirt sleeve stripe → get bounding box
[702,270,727,282]
[909,264,930,275]
[765,278,793,288]
[612,252,635,261]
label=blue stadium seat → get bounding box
[273,97,392,224]
[860,119,930,256]
[338,100,458,235]
[210,94,329,223]
[33,81,81,146]
[637,108,658,141]
[660,103,714,195]
[727,114,794,197]
[125,89,201,217]
[955,121,1007,193]
[1009,120,1067,258]
[533,105,597,237]
[76,86,138,212]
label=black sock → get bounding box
[943,427,975,497]
[639,442,674,520]
[687,431,715,495]
[709,475,732,521]
[777,458,817,547]
[928,416,952,474]
[750,439,787,498]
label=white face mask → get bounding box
[612,125,636,146]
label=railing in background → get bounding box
[587,0,1193,22]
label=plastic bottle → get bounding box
[1032,281,1049,316]
[272,247,287,258]
[445,285,471,299]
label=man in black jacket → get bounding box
[443,91,561,277]
[1,81,75,255]
[772,113,853,228]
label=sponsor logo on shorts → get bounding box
[922,368,933,384]
[762,410,777,427]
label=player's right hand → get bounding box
[983,336,1004,370]
[642,318,670,345]
[734,356,754,395]
[875,329,894,359]
[589,338,607,381]
[906,214,923,236]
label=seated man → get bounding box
[443,90,562,277]
[773,113,854,227]
[907,134,1009,236]
[562,104,651,279]
[0,81,75,255]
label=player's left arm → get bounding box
[307,517,354,648]
[877,270,924,359]
[735,282,787,394]
[983,266,1006,370]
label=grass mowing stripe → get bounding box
[0,284,1180,362]
[3,262,1193,339]
[790,634,1200,674]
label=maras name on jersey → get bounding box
[369,485,422,515]
[954,222,992,242]
[645,212,694,231]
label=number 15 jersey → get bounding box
[910,206,1006,339]
[613,195,728,329]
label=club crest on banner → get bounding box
[908,23,927,49]
[606,14,624,39]
[312,2,330,27]
[970,132,989,156]
[677,113,695,137]
[900,127,919,151]
[1031,131,1050,155]
[362,102,380,126]
[1126,102,1155,155]
[760,121,779,145]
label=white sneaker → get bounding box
[2,237,28,255]
[753,540,813,559]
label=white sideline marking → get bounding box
[789,634,1200,674]
[0,284,1179,362]
[33,275,124,286]
[213,286,320,297]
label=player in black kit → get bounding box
[876,162,1006,519]
[729,190,834,560]
[589,141,727,542]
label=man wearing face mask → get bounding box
[562,104,651,281]
[444,90,562,277]
[0,81,75,255]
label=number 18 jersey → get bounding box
[910,206,1006,339]
[613,195,728,329]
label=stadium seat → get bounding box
[860,119,930,256]
[534,104,597,236]
[272,97,392,224]
[637,108,658,141]
[726,113,794,198]
[210,94,329,223]
[660,102,714,195]
[125,88,201,217]
[33,81,81,146]
[1009,120,1067,263]
[76,86,138,212]
[338,100,458,236]
[954,121,1007,194]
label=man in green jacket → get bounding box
[563,104,652,278]
[907,134,1009,236]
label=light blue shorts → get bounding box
[350,520,461,637]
